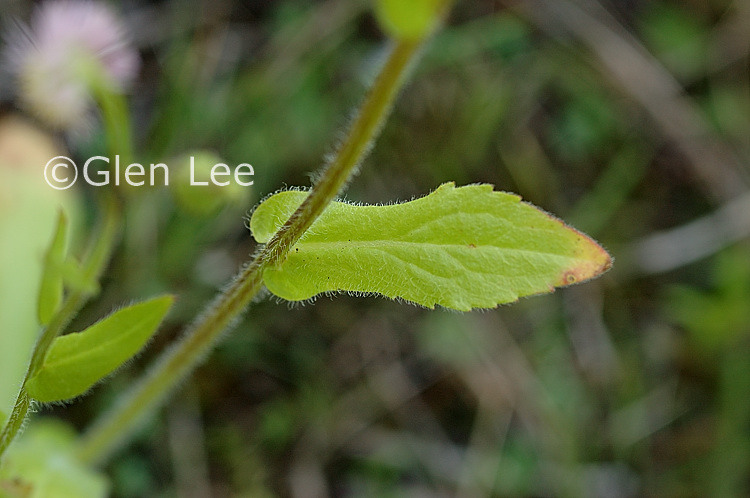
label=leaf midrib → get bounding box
[294,238,587,260]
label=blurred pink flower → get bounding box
[4,0,139,131]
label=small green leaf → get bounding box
[251,183,611,311]
[37,211,68,326]
[26,296,174,403]
[60,258,100,295]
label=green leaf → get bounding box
[37,211,68,326]
[60,258,100,295]
[251,183,611,311]
[26,296,174,403]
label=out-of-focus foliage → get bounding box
[0,115,79,420]
[373,0,447,40]
[0,420,108,498]
[2,0,750,496]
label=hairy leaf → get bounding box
[251,183,611,311]
[26,296,173,402]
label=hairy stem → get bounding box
[264,39,421,265]
[76,37,424,465]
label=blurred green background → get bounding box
[3,0,750,496]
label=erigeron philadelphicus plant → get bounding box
[0,0,611,495]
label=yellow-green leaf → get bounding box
[251,183,611,311]
[26,296,174,403]
[37,211,68,326]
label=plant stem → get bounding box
[94,82,134,166]
[0,81,129,462]
[76,37,424,465]
[0,196,120,461]
[264,39,421,265]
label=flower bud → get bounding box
[172,150,251,216]
[374,0,449,40]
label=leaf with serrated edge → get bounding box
[251,183,611,311]
[26,296,173,402]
